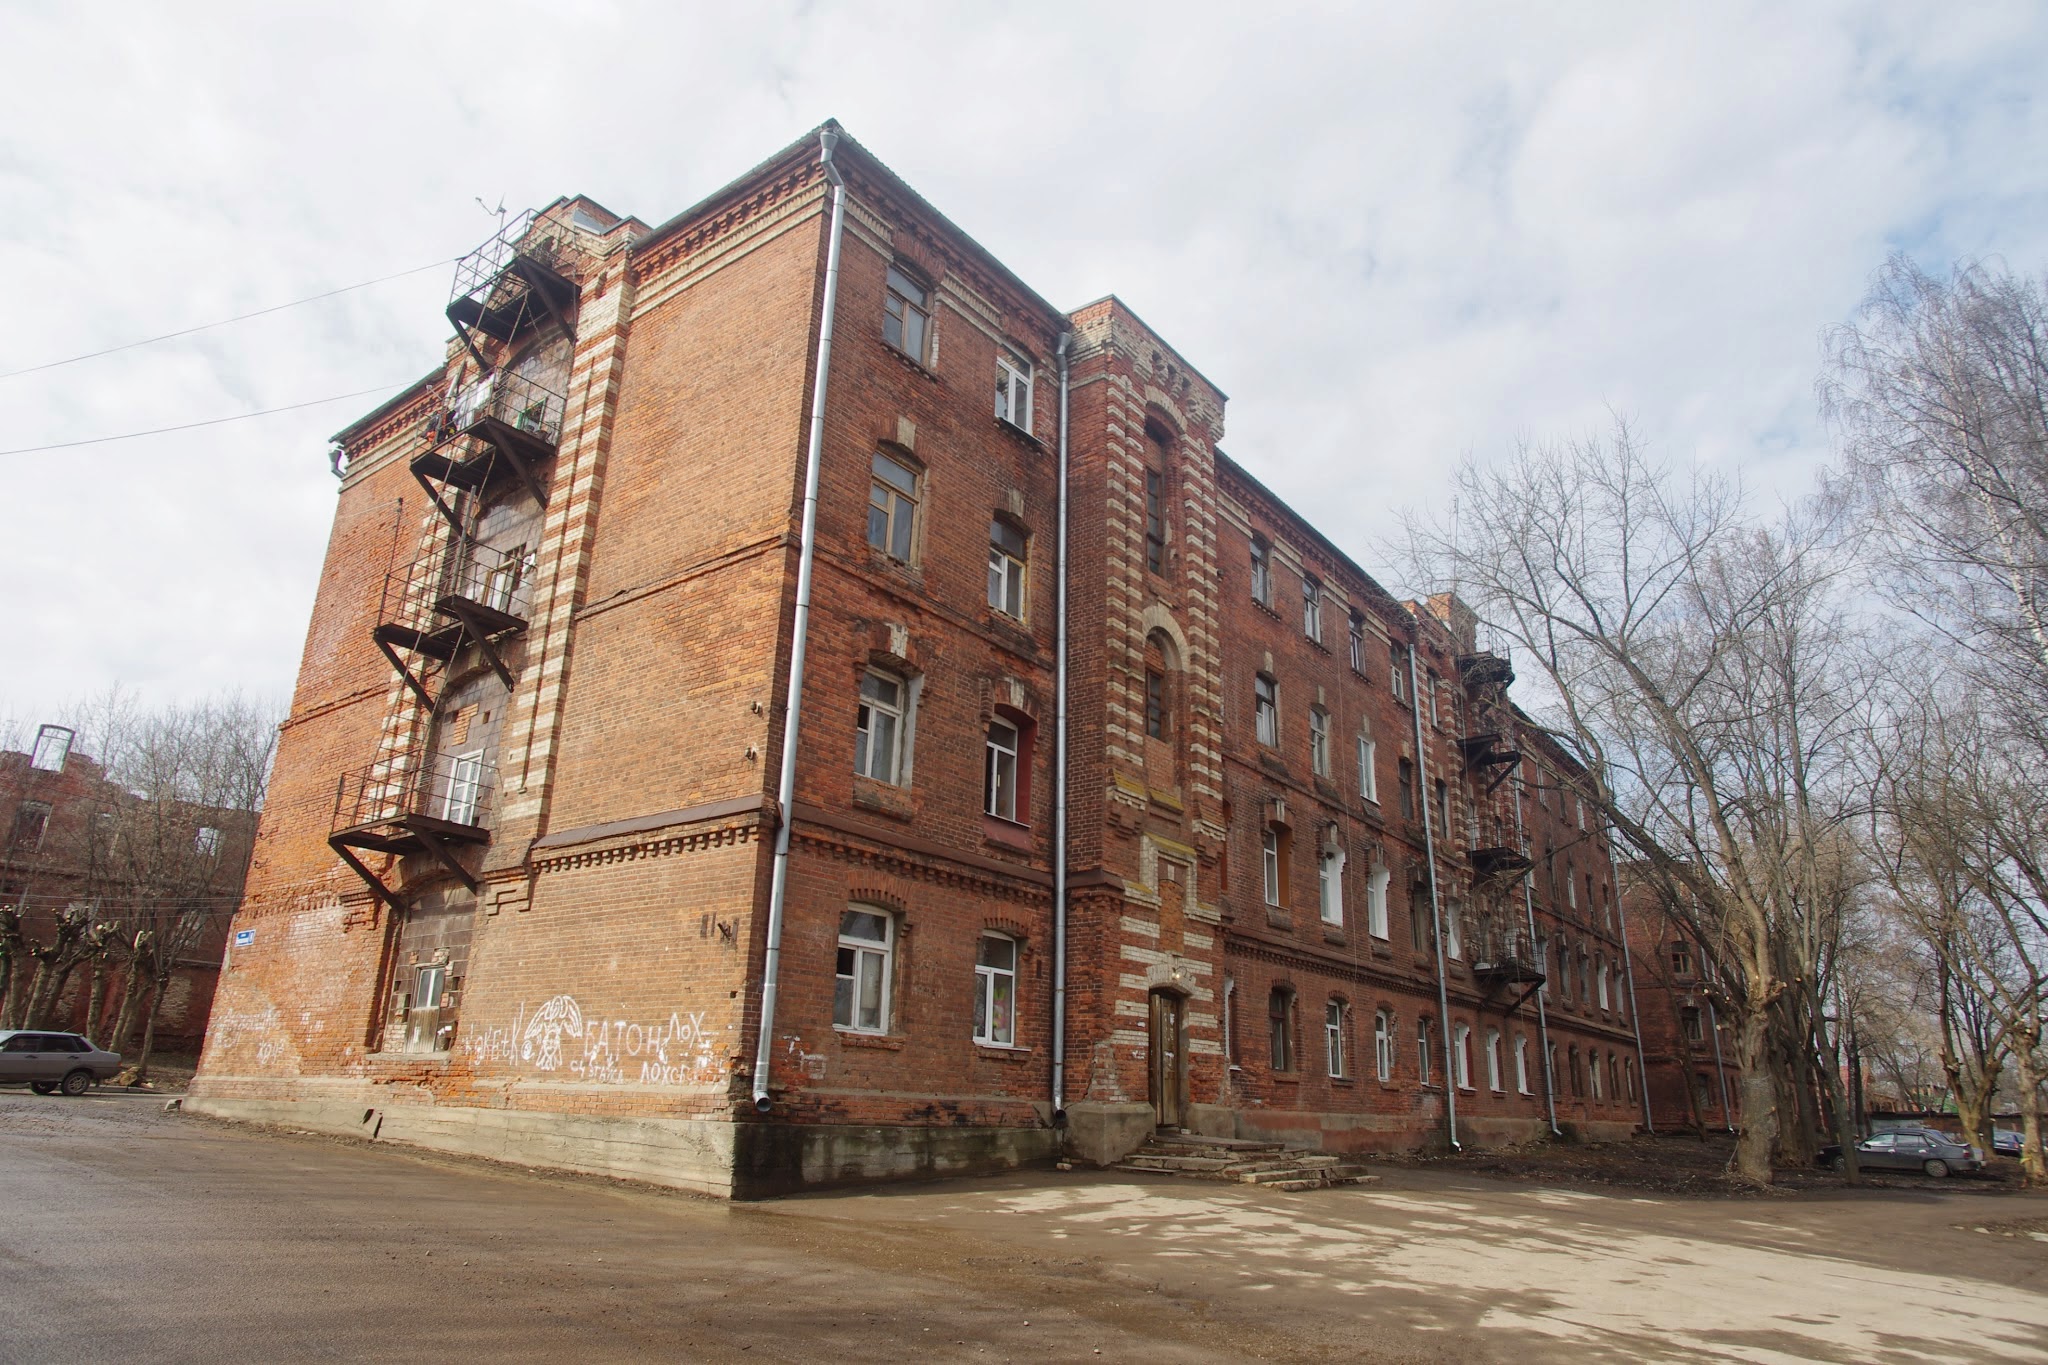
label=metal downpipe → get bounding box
[1408,639,1459,1151]
[752,130,848,1113]
[1510,762,1561,1136]
[1052,332,1072,1123]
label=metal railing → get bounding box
[449,210,565,312]
[377,540,536,636]
[449,369,565,447]
[332,751,498,834]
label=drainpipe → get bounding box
[1610,860,1655,1134]
[1509,762,1560,1136]
[1052,331,1072,1124]
[1407,637,1459,1151]
[753,128,848,1113]
[1706,995,1734,1132]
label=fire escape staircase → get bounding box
[410,368,565,534]
[328,754,495,910]
[445,209,578,371]
[1468,848,1545,1012]
[372,541,533,709]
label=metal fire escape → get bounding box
[329,753,497,909]
[371,539,535,709]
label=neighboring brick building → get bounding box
[1620,870,1742,1131]
[190,123,1646,1194]
[2,725,251,1047]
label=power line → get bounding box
[0,257,458,381]
[0,384,411,457]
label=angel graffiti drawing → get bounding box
[521,994,584,1071]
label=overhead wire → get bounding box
[0,384,417,457]
[0,257,458,381]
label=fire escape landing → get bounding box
[328,755,496,909]
[371,542,533,709]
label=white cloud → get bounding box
[2,0,2045,725]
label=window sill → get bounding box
[981,815,1033,851]
[1269,1071,1302,1084]
[836,1030,905,1051]
[365,1050,451,1065]
[884,344,941,384]
[994,415,1042,449]
[973,1043,1033,1062]
[852,778,915,821]
[1329,1075,1354,1087]
[1321,927,1346,945]
[1252,597,1280,619]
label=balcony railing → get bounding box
[377,540,534,639]
[447,369,565,450]
[332,752,498,838]
[447,210,577,349]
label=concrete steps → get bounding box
[1109,1132,1377,1191]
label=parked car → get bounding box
[1992,1129,2026,1157]
[0,1031,123,1095]
[1819,1130,1981,1177]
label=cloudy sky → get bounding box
[3,2,2044,735]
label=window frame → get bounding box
[1301,575,1323,643]
[1515,1035,1532,1094]
[1486,1028,1503,1092]
[1358,734,1378,803]
[1254,674,1279,748]
[984,717,1022,822]
[854,669,909,785]
[1325,1000,1347,1078]
[1261,826,1283,907]
[835,907,896,1035]
[995,348,1033,432]
[1416,1017,1434,1087]
[883,264,930,363]
[1348,611,1366,673]
[1374,1009,1394,1081]
[1454,1022,1474,1091]
[29,725,73,773]
[1144,467,1167,575]
[973,932,1019,1047]
[1268,987,1294,1072]
[867,450,920,564]
[11,801,53,852]
[1308,705,1330,777]
[987,517,1028,619]
[1366,864,1390,939]
[1250,537,1272,607]
[1318,844,1344,927]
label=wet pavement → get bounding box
[4,1087,2047,1362]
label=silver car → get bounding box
[0,1030,123,1095]
[1840,1129,1981,1178]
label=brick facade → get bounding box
[191,123,1647,1194]
[1621,873,1743,1131]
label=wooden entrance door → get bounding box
[1149,989,1187,1131]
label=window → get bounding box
[1515,1035,1532,1094]
[1566,871,1578,911]
[415,963,447,1011]
[854,670,907,784]
[1694,1072,1713,1108]
[1554,938,1571,1001]
[1302,575,1323,643]
[1589,1049,1605,1100]
[1318,846,1344,926]
[443,752,484,825]
[1568,1046,1583,1097]
[1309,706,1330,776]
[1576,797,1586,830]
[1250,537,1272,606]
[1596,956,1610,1009]
[1410,880,1431,953]
[973,934,1018,1046]
[1261,824,1290,907]
[1223,975,1239,1065]
[835,908,894,1033]
[995,348,1032,431]
[194,826,222,857]
[11,802,51,852]
[1254,674,1278,748]
[1366,864,1390,939]
[1144,468,1167,574]
[984,718,1022,821]
[1579,949,1592,1002]
[1427,668,1441,727]
[1625,1057,1638,1101]
[1269,988,1294,1071]
[1326,1000,1347,1077]
[1671,941,1694,977]
[1398,759,1416,820]
[1357,734,1378,802]
[1681,1006,1704,1043]
[1435,780,1451,841]
[1391,642,1411,701]
[1348,612,1366,673]
[1144,668,1167,739]
[1374,1010,1393,1081]
[1443,904,1462,961]
[29,725,73,773]
[1454,1023,1473,1090]
[867,451,919,562]
[1416,1018,1434,1086]
[883,264,929,361]
[987,518,1027,618]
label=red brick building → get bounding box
[190,124,1647,1194]
[1621,872,1742,1131]
[2,725,251,1047]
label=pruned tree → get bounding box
[1408,421,1866,1185]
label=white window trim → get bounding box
[987,519,1027,619]
[854,669,911,785]
[1454,1023,1474,1091]
[1309,707,1330,777]
[443,750,485,826]
[1486,1029,1503,1092]
[1358,735,1378,803]
[835,908,895,1035]
[1325,1001,1346,1078]
[1515,1036,1532,1094]
[1374,1010,1393,1081]
[1366,864,1390,939]
[1302,576,1323,643]
[1318,846,1344,927]
[984,718,1022,821]
[973,933,1018,1047]
[995,349,1032,432]
[1261,827,1282,907]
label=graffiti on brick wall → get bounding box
[207,997,294,1071]
[458,993,722,1085]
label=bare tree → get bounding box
[1408,423,1865,1184]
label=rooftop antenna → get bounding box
[475,196,508,226]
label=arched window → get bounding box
[1453,1023,1474,1090]
[1348,609,1367,673]
[1142,630,1176,743]
[1515,1035,1532,1094]
[1568,1045,1583,1097]
[1318,841,1345,927]
[1366,863,1391,939]
[973,933,1017,1046]
[1596,955,1611,1009]
[1325,1000,1347,1078]
[1485,1029,1503,1092]
[1357,724,1379,803]
[1374,1010,1394,1081]
[1589,1049,1604,1099]
[1416,1017,1434,1086]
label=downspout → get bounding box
[1052,332,1072,1124]
[753,128,848,1113]
[1510,762,1560,1135]
[1610,861,1655,1133]
[1706,995,1734,1132]
[1408,638,1459,1151]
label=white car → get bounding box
[0,1031,123,1095]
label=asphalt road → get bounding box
[4,1087,2047,1363]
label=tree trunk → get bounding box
[110,965,147,1057]
[135,974,171,1084]
[82,959,105,1041]
[2013,1031,2045,1187]
[1731,1010,1778,1184]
